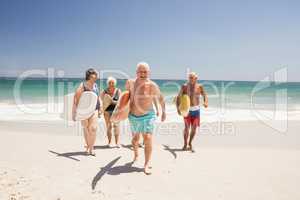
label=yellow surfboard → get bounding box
[178,94,190,117]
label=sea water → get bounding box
[0,77,299,122]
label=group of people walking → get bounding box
[72,62,208,175]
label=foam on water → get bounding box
[1,103,299,122]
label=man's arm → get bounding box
[152,82,166,122]
[199,84,208,108]
[153,98,160,116]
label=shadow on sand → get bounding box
[93,145,116,149]
[48,150,88,162]
[121,144,144,151]
[92,156,143,190]
[121,144,133,151]
[162,145,185,159]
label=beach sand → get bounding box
[1,119,300,200]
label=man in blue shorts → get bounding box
[125,62,166,175]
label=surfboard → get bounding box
[76,91,98,121]
[110,91,130,123]
[178,94,190,117]
[101,94,113,112]
[61,91,98,121]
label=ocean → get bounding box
[0,77,299,123]
[1,77,299,109]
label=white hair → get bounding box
[137,62,150,71]
[107,76,117,85]
[189,72,198,78]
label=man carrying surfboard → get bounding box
[176,72,208,152]
[72,68,101,156]
[125,62,166,175]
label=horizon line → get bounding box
[0,76,299,83]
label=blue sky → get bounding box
[0,0,299,81]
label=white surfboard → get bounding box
[61,91,98,121]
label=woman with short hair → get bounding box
[72,68,101,156]
[100,76,121,147]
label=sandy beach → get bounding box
[1,116,300,200]
[1,0,300,199]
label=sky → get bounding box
[0,0,299,81]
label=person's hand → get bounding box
[161,111,166,122]
[203,102,208,108]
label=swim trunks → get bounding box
[184,105,200,127]
[128,110,156,133]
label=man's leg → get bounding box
[188,125,197,152]
[131,133,140,162]
[143,133,152,175]
[183,123,190,150]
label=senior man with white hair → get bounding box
[176,72,208,152]
[125,62,166,175]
